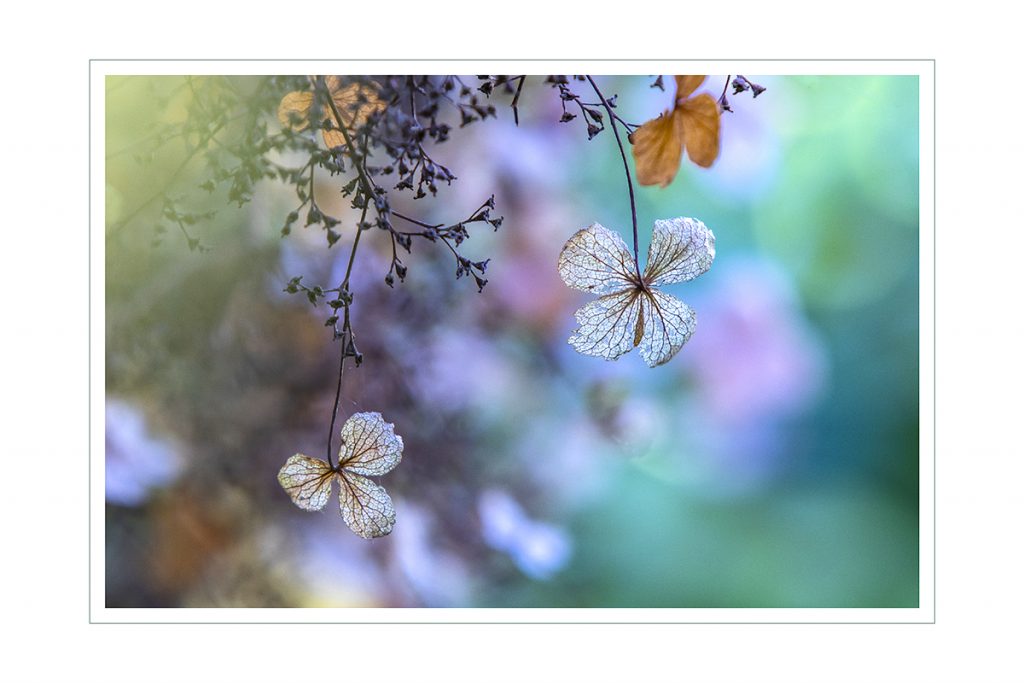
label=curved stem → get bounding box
[326,336,346,469]
[325,195,370,468]
[585,76,642,281]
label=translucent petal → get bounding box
[338,412,403,476]
[277,91,313,130]
[677,94,720,168]
[337,472,396,539]
[567,288,643,361]
[674,75,707,100]
[631,112,685,188]
[321,80,387,148]
[643,217,716,286]
[557,223,638,294]
[277,454,334,511]
[322,128,347,150]
[638,289,696,367]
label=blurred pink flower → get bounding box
[684,258,826,425]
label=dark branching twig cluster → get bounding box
[277,75,507,461]
[718,74,767,112]
[119,73,763,469]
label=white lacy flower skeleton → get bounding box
[558,217,715,367]
[277,411,403,539]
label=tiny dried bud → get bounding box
[472,272,488,292]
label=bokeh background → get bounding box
[105,74,920,608]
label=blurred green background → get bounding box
[105,74,919,608]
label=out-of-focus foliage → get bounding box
[105,75,919,608]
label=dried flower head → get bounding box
[558,218,715,367]
[277,411,403,539]
[277,76,386,149]
[630,75,721,187]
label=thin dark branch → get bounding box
[391,211,442,230]
[326,202,369,468]
[585,76,642,282]
[511,76,526,126]
[318,76,377,199]
[326,337,346,470]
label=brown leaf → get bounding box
[631,111,685,188]
[676,93,720,168]
[674,75,706,101]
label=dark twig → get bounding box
[719,75,733,112]
[511,76,526,125]
[585,76,642,282]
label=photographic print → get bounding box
[95,62,932,619]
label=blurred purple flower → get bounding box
[391,503,473,606]
[683,258,826,425]
[478,489,572,580]
[411,327,521,413]
[105,399,182,506]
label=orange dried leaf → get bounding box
[674,75,706,101]
[277,78,387,149]
[676,93,720,168]
[277,91,314,130]
[331,83,386,125]
[631,111,685,188]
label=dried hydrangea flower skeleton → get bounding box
[278,412,403,539]
[558,217,715,367]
